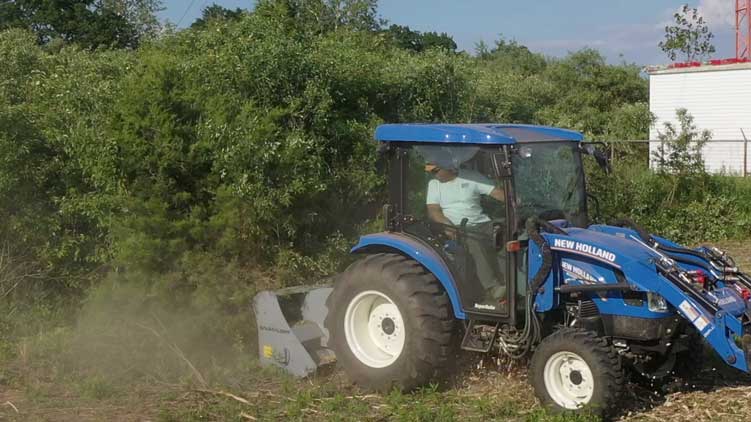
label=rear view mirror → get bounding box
[581,143,611,174]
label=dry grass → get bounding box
[623,386,751,422]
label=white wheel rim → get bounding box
[344,290,405,368]
[543,351,595,409]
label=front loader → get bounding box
[253,124,751,417]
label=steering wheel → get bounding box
[538,209,567,221]
[516,201,568,221]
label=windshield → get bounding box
[511,142,587,229]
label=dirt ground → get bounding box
[1,241,750,422]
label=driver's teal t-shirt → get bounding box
[426,170,495,226]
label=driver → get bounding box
[425,162,507,303]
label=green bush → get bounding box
[1,18,655,292]
[590,160,751,245]
[589,109,751,245]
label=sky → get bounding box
[158,0,740,65]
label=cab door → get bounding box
[399,144,514,319]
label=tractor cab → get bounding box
[377,124,599,322]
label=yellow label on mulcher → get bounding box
[263,345,273,358]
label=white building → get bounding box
[648,62,751,175]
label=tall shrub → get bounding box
[652,108,711,203]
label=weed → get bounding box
[77,375,117,400]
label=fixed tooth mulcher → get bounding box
[254,124,751,417]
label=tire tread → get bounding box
[325,253,456,391]
[529,327,624,418]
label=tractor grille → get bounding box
[579,300,599,318]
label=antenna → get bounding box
[738,0,751,60]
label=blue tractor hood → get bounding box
[541,224,748,319]
[544,226,660,271]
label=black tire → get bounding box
[325,253,457,391]
[672,330,705,380]
[529,328,624,418]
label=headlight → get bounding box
[647,292,669,312]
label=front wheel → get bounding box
[529,328,624,418]
[325,253,457,391]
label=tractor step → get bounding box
[461,320,500,353]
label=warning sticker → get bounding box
[679,300,700,321]
[694,316,709,331]
[263,345,273,358]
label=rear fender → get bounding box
[351,232,465,320]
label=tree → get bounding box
[385,24,421,51]
[659,5,716,62]
[420,30,456,52]
[536,49,648,137]
[327,0,379,31]
[255,0,380,34]
[0,0,162,49]
[191,3,245,29]
[486,36,546,74]
[384,24,456,53]
[474,40,491,59]
[652,108,711,202]
[653,108,710,175]
[101,0,163,40]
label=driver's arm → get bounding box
[427,204,456,238]
[470,172,504,202]
[427,204,452,226]
[489,186,505,202]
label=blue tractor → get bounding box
[254,124,751,417]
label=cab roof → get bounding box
[374,124,584,144]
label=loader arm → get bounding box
[536,227,751,373]
[642,261,749,372]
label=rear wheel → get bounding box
[530,328,624,418]
[344,290,406,368]
[325,253,456,391]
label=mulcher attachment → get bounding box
[253,285,335,377]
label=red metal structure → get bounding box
[739,0,751,60]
